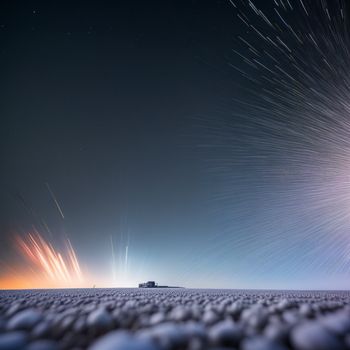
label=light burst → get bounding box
[16,233,83,284]
[196,0,350,283]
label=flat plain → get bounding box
[0,288,350,350]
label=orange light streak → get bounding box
[17,233,84,283]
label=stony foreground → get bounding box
[0,289,350,350]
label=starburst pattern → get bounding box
[196,0,350,282]
[14,233,84,286]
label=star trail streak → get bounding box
[197,0,350,282]
[16,233,84,284]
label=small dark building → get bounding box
[138,281,181,288]
[138,281,158,288]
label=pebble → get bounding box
[146,322,187,348]
[182,321,206,339]
[320,311,350,335]
[282,310,300,325]
[31,321,51,338]
[7,309,42,330]
[0,319,5,332]
[264,323,289,342]
[149,312,165,325]
[88,331,160,350]
[0,331,27,350]
[208,319,242,346]
[242,305,268,329]
[299,304,313,317]
[169,307,190,321]
[87,308,113,331]
[227,301,243,318]
[202,310,219,325]
[26,340,59,350]
[277,299,293,310]
[242,336,288,350]
[344,334,350,348]
[291,321,343,350]
[5,304,23,317]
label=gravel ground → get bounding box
[0,288,350,350]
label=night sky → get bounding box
[2,0,350,289]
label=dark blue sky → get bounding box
[1,0,350,289]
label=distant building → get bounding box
[139,281,158,288]
[138,281,183,288]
